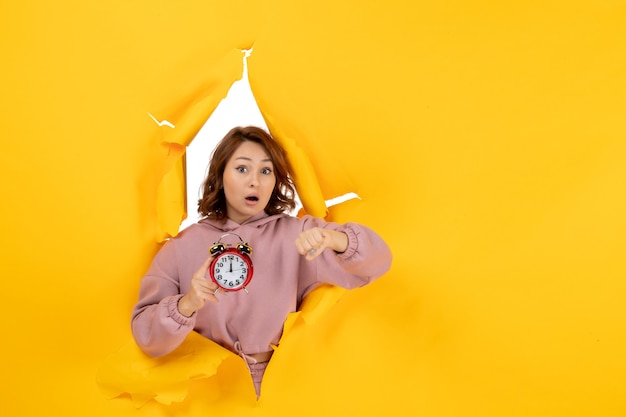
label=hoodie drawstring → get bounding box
[234,341,265,399]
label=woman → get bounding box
[131,126,392,398]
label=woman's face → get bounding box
[222,140,276,224]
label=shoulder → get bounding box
[171,223,203,241]
[167,219,224,247]
[267,214,350,231]
[252,213,303,229]
[248,214,309,240]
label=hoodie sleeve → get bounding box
[297,216,392,301]
[130,241,196,357]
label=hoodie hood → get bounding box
[198,211,286,233]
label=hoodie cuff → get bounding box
[167,294,196,326]
[336,226,358,260]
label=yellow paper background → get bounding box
[1,1,625,416]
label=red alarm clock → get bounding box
[208,233,254,293]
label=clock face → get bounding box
[210,249,253,291]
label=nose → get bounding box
[249,172,259,187]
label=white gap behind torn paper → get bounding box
[179,49,359,232]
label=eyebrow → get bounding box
[235,156,273,163]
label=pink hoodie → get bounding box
[131,212,392,359]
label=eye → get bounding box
[261,168,273,175]
[236,166,248,173]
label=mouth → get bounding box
[245,195,259,203]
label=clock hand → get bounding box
[229,259,233,273]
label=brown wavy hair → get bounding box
[198,126,297,220]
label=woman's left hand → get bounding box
[295,227,348,260]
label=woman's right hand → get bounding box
[178,256,222,317]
